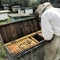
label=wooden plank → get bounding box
[32,19,40,31]
[2,26,13,42]
[20,21,26,36]
[0,27,8,43]
[22,21,31,35]
[28,20,35,33]
[0,26,13,43]
[9,24,18,40]
[14,23,23,37]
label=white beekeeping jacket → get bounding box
[41,7,60,40]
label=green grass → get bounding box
[0,41,7,60]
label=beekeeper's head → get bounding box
[35,2,53,18]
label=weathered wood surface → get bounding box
[0,18,41,44]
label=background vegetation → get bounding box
[0,41,7,60]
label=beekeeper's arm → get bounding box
[41,12,53,40]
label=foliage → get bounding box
[0,41,7,60]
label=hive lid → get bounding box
[0,10,10,14]
[9,13,32,18]
[0,17,41,44]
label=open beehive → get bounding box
[0,17,45,60]
[4,30,43,57]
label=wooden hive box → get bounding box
[0,16,45,60]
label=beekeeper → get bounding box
[35,2,60,60]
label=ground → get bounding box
[0,41,7,60]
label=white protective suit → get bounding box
[41,7,60,60]
[35,2,60,60]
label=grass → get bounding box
[0,41,7,60]
[0,17,11,60]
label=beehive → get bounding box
[4,30,43,56]
[7,38,38,54]
[0,17,45,60]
